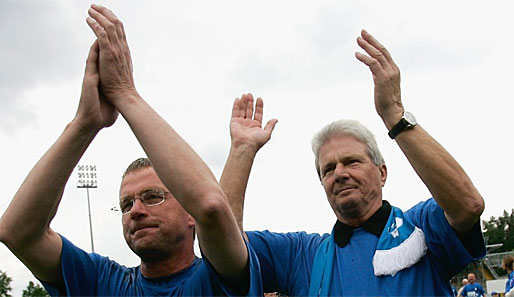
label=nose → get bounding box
[129,198,148,220]
[334,163,349,182]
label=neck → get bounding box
[140,249,195,278]
[337,199,383,228]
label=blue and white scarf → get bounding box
[308,206,427,297]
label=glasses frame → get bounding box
[113,189,170,215]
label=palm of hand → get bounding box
[230,118,271,149]
[98,92,119,128]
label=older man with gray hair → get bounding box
[220,30,486,296]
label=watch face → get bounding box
[404,112,417,125]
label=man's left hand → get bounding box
[355,30,403,129]
[86,4,136,105]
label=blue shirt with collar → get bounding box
[247,198,485,296]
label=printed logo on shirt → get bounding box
[388,217,403,238]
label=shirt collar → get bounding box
[333,200,391,248]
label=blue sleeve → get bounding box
[199,238,263,297]
[406,198,486,279]
[246,230,327,296]
[507,272,514,293]
[40,235,100,296]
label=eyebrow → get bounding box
[321,154,365,169]
[119,188,164,202]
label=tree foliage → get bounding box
[0,270,12,297]
[22,281,49,297]
[482,208,514,252]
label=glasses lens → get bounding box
[120,200,133,214]
[142,190,166,206]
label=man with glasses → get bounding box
[0,5,261,296]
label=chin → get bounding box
[129,242,170,263]
[334,199,363,219]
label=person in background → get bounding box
[461,273,485,297]
[459,278,470,297]
[503,255,514,297]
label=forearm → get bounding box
[392,124,484,233]
[113,91,227,220]
[115,92,250,285]
[0,120,97,246]
[0,119,97,287]
[219,144,258,232]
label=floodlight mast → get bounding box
[77,165,97,253]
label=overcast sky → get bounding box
[1,0,514,295]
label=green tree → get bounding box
[0,270,12,297]
[22,281,49,297]
[482,208,514,252]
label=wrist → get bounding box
[379,108,405,130]
[229,142,259,159]
[68,118,101,139]
[105,89,140,108]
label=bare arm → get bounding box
[86,5,255,288]
[0,40,118,289]
[219,94,277,235]
[355,30,484,235]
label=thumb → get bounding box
[84,40,100,76]
[264,119,278,134]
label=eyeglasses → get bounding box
[114,189,169,215]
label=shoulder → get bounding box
[247,230,328,249]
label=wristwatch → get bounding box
[388,111,417,139]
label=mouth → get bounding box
[335,186,357,196]
[131,224,158,235]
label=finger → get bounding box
[356,36,389,70]
[263,119,278,135]
[85,40,100,76]
[355,51,386,77]
[231,98,241,119]
[238,94,246,118]
[86,17,110,50]
[361,29,395,65]
[254,97,264,124]
[91,4,126,42]
[88,7,120,46]
[245,93,254,119]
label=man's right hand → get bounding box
[74,40,118,133]
[230,93,278,154]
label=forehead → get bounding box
[318,134,370,163]
[120,167,168,198]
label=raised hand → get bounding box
[230,93,278,153]
[75,40,119,132]
[86,4,136,105]
[355,30,403,128]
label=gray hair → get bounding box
[311,119,385,178]
[122,157,152,178]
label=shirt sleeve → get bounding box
[246,230,327,295]
[406,198,486,279]
[40,234,100,296]
[199,237,263,297]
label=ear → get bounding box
[378,164,387,187]
[187,215,196,228]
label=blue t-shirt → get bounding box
[461,282,485,297]
[507,271,514,294]
[42,235,262,296]
[247,198,485,296]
